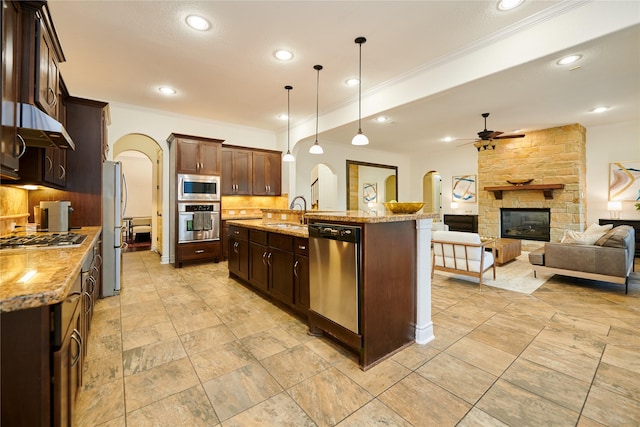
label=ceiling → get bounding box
[48,1,640,155]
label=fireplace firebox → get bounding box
[500,208,550,242]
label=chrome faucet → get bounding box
[289,196,307,211]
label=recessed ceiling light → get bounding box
[158,86,177,95]
[185,15,210,31]
[442,136,455,142]
[345,78,359,86]
[277,114,288,121]
[374,116,389,123]
[556,54,582,66]
[274,50,293,61]
[497,0,525,11]
[590,106,609,113]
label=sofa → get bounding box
[529,225,636,293]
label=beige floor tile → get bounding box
[444,336,516,376]
[124,385,218,426]
[606,325,640,346]
[336,399,413,427]
[476,379,579,426]
[335,358,411,396]
[457,407,510,427]
[548,312,611,336]
[520,339,600,382]
[120,299,166,322]
[95,415,127,427]
[304,335,357,365]
[225,312,279,339]
[86,332,122,362]
[593,362,640,402]
[428,325,468,351]
[261,344,331,389]
[416,352,497,404]
[122,336,186,376]
[122,320,177,351]
[240,327,300,360]
[500,358,590,413]
[601,344,640,374]
[288,367,373,426]
[167,307,223,335]
[466,321,536,355]
[74,378,125,426]
[90,314,122,339]
[82,354,123,390]
[379,372,470,426]
[202,362,283,421]
[124,358,200,412]
[581,384,640,426]
[533,326,607,359]
[223,392,315,427]
[180,323,237,355]
[190,340,255,383]
[390,341,440,370]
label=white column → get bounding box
[415,218,435,345]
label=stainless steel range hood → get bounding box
[17,103,75,150]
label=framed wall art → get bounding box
[363,183,377,203]
[452,175,477,203]
[609,161,640,201]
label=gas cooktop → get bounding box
[0,233,87,250]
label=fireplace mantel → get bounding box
[484,184,565,200]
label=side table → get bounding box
[493,238,521,265]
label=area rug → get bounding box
[434,252,554,294]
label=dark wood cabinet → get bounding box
[294,238,310,313]
[252,151,281,196]
[221,220,229,259]
[267,233,294,305]
[175,241,221,267]
[222,146,252,195]
[248,230,269,292]
[169,134,223,175]
[17,145,67,188]
[228,225,249,280]
[1,0,22,180]
[444,214,478,233]
[599,218,640,257]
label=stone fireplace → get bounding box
[501,208,550,242]
[477,124,587,252]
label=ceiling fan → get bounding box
[459,113,525,150]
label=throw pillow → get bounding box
[585,223,613,234]
[561,230,606,245]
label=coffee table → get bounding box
[491,238,522,265]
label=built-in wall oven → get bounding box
[178,174,220,202]
[178,203,220,243]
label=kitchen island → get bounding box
[227,210,437,370]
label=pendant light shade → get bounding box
[352,37,369,146]
[309,65,324,154]
[282,85,295,162]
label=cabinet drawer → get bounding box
[228,226,248,241]
[268,233,294,251]
[177,242,221,261]
[249,229,268,245]
[294,237,309,256]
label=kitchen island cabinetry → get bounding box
[252,150,281,196]
[222,146,253,195]
[168,133,223,175]
[293,237,310,313]
[228,225,249,280]
[248,229,269,292]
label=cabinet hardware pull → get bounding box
[46,155,53,173]
[95,254,103,269]
[299,246,306,250]
[47,86,57,107]
[16,134,26,159]
[59,165,65,179]
[195,249,204,254]
[293,260,299,277]
[267,252,272,266]
[70,332,82,365]
[233,241,239,254]
[262,251,268,265]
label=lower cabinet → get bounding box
[175,241,221,268]
[229,225,309,315]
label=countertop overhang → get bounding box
[0,226,102,313]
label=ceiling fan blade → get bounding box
[456,139,480,147]
[493,133,525,140]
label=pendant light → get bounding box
[309,65,324,154]
[282,85,295,162]
[351,37,369,146]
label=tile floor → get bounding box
[75,251,640,426]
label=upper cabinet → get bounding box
[221,146,252,195]
[168,134,223,175]
[1,0,23,180]
[252,151,281,196]
[221,145,281,196]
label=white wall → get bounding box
[115,152,153,218]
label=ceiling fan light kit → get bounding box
[283,85,295,162]
[310,65,324,155]
[352,36,369,146]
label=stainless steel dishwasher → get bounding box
[309,223,361,334]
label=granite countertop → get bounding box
[226,219,309,238]
[0,226,102,313]
[303,210,440,223]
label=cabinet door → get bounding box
[268,247,294,305]
[44,147,66,187]
[198,141,221,175]
[228,237,249,280]
[36,22,59,118]
[252,152,281,195]
[294,254,310,311]
[232,149,252,195]
[176,139,200,174]
[249,242,269,292]
[1,0,21,178]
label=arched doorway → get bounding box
[113,134,163,255]
[311,163,338,210]
[423,171,442,217]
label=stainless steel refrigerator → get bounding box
[102,161,126,297]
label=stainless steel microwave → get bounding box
[178,174,220,202]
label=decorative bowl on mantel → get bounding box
[506,178,534,186]
[382,202,425,214]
